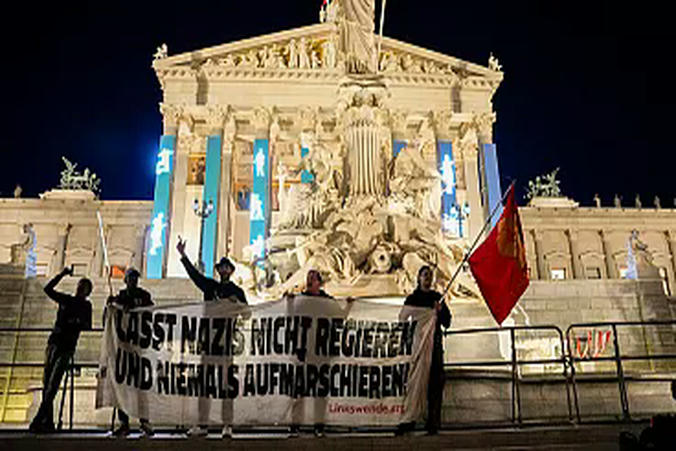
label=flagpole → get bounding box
[440,182,515,300]
[96,210,113,296]
[377,0,387,72]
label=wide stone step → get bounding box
[0,422,647,450]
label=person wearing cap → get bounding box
[106,268,154,437]
[176,237,247,438]
[176,236,247,304]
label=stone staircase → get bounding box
[0,270,204,425]
[0,271,674,428]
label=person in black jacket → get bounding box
[176,237,247,437]
[176,236,246,304]
[107,268,154,437]
[29,266,92,433]
[397,265,452,436]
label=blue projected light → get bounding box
[483,143,503,226]
[250,139,269,264]
[300,146,314,183]
[393,140,407,158]
[437,140,458,235]
[201,136,222,276]
[147,134,176,279]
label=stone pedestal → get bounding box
[528,196,579,208]
[39,189,96,201]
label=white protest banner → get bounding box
[96,296,435,426]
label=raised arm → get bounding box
[177,236,210,293]
[44,267,73,304]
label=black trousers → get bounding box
[117,409,149,426]
[30,344,73,429]
[425,341,445,432]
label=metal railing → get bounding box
[0,327,104,429]
[443,325,572,426]
[442,320,676,427]
[566,320,676,423]
[1,320,674,430]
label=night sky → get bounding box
[1,1,674,207]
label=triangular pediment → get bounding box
[153,23,501,82]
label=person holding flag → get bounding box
[396,265,452,436]
[107,268,154,437]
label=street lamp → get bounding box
[456,201,471,238]
[192,198,214,273]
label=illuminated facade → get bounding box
[148,21,504,283]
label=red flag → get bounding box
[468,184,530,325]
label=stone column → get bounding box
[165,113,195,277]
[532,230,546,280]
[249,107,271,263]
[52,223,71,275]
[459,127,482,241]
[218,115,236,258]
[600,230,615,279]
[476,113,502,227]
[200,107,226,276]
[567,229,583,279]
[298,107,318,184]
[433,111,460,236]
[148,103,182,279]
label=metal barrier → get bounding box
[443,325,572,426]
[566,320,676,423]
[0,327,104,429]
[1,320,674,429]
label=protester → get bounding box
[396,265,451,435]
[177,236,246,304]
[29,266,92,433]
[287,269,354,437]
[301,269,332,299]
[177,236,247,438]
[107,268,154,437]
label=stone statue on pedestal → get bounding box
[338,0,377,73]
[654,195,661,209]
[626,230,660,280]
[593,193,601,208]
[635,194,642,209]
[614,194,621,208]
[11,224,37,278]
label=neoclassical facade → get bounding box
[521,201,676,294]
[147,18,505,283]
[0,1,674,297]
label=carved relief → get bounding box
[177,134,206,156]
[390,110,408,138]
[457,122,479,160]
[473,112,496,141]
[205,105,227,130]
[432,109,454,139]
[203,34,343,72]
[379,49,461,80]
[251,107,272,132]
[159,103,183,129]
